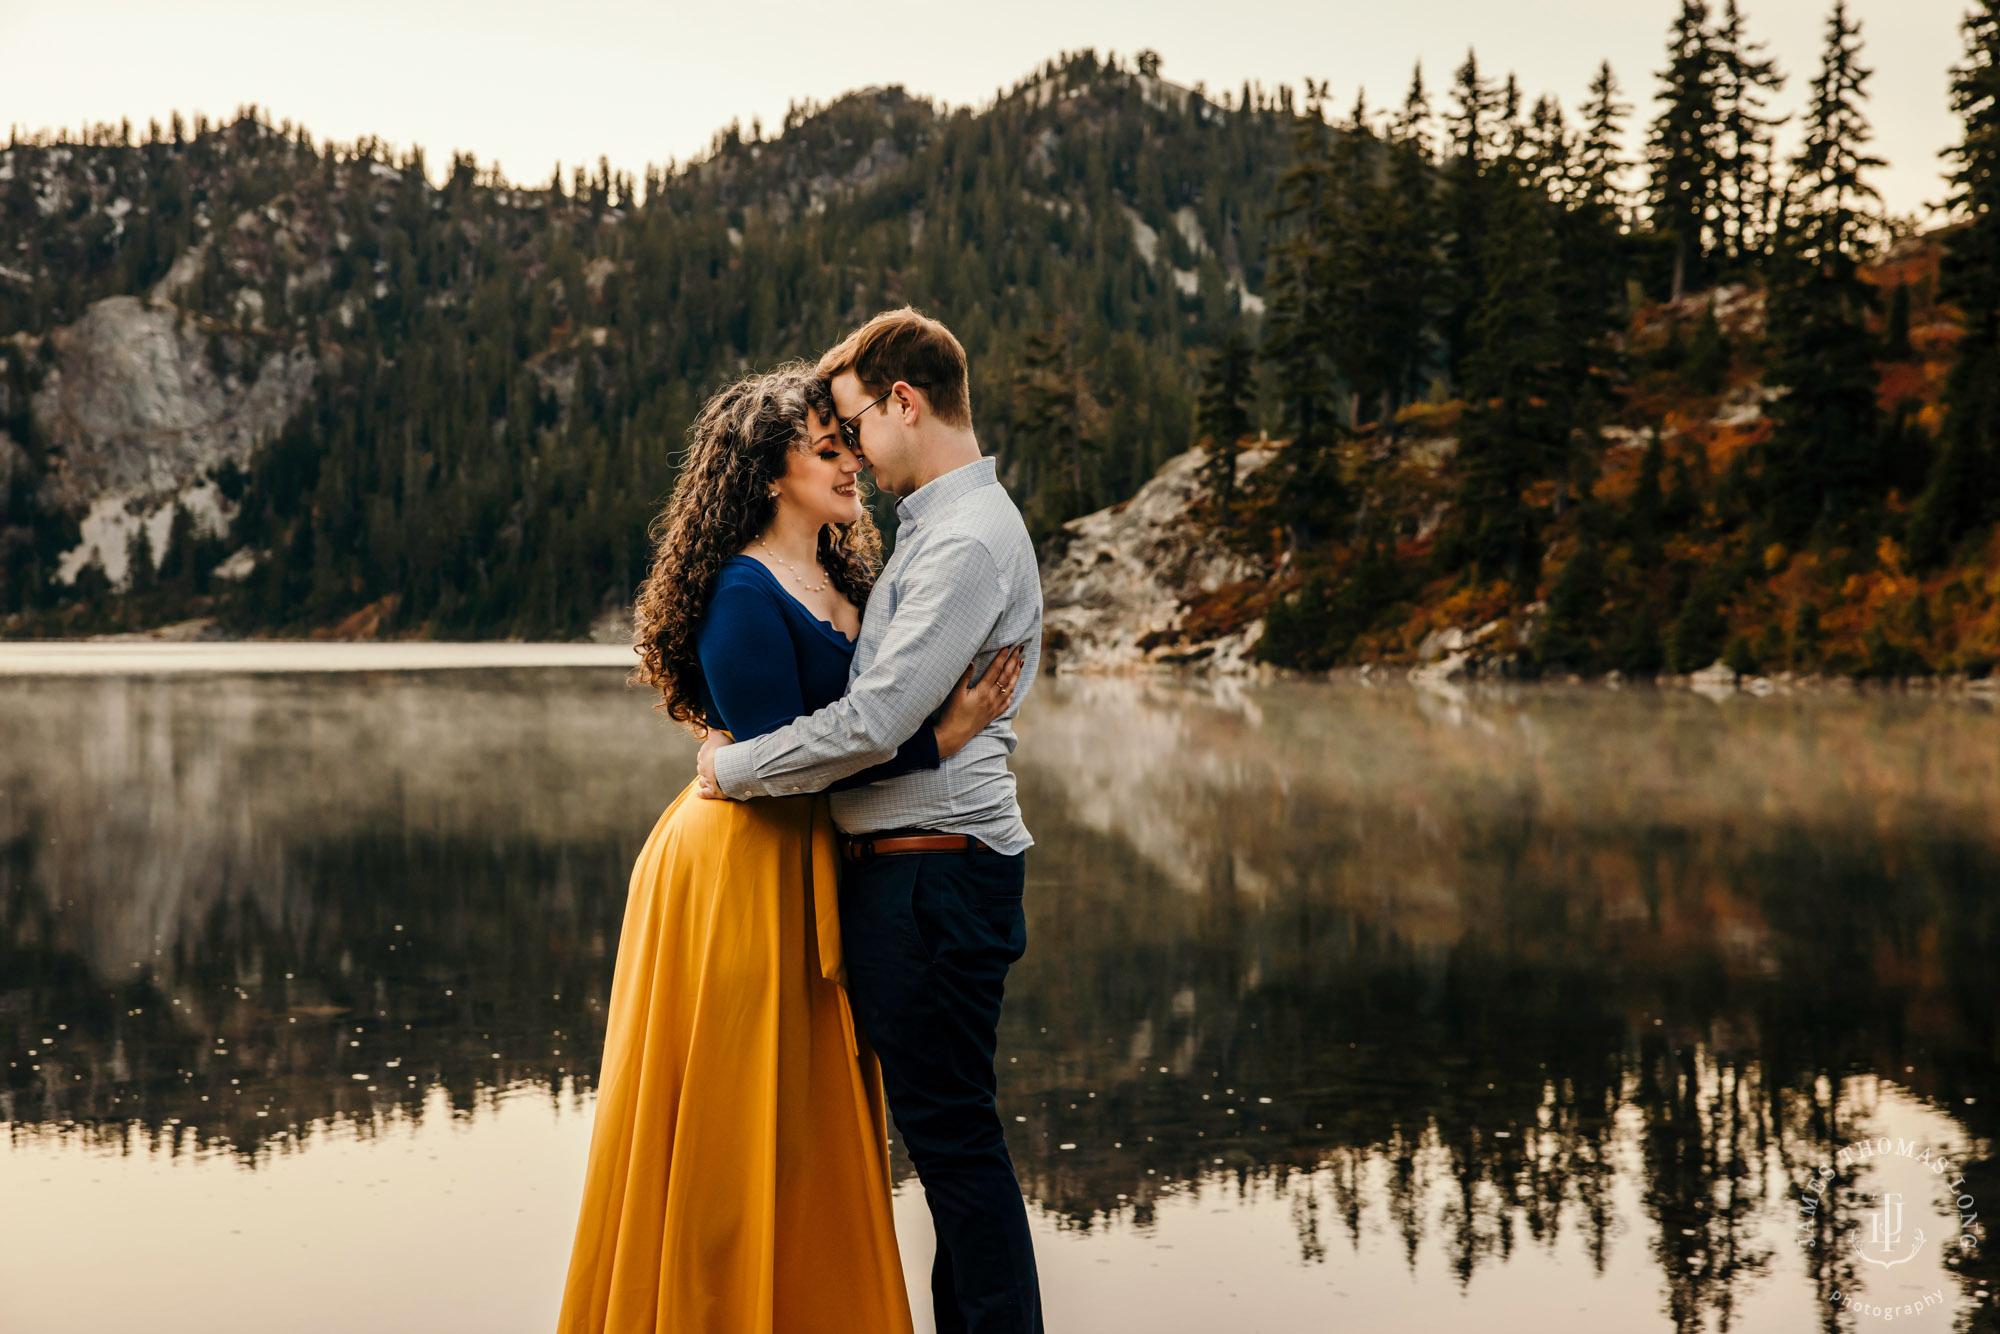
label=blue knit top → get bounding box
[694,555,939,790]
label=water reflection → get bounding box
[3,670,1998,1331]
[1009,681,2000,1326]
[0,670,655,1154]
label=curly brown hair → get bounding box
[632,362,882,731]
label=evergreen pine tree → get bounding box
[1390,61,1434,151]
[1384,67,1446,418]
[1321,91,1378,431]
[1355,68,1446,429]
[1760,0,1885,540]
[1536,531,1608,671]
[1668,562,1732,670]
[1496,73,1525,160]
[124,523,156,594]
[1629,430,1668,569]
[1576,61,1632,215]
[157,504,198,596]
[1882,281,1912,359]
[1910,0,2000,568]
[1258,528,1404,669]
[1648,1,1725,298]
[1685,301,1732,394]
[71,551,112,607]
[1264,85,1341,460]
[1789,1,1883,262]
[1262,84,1352,543]
[1529,87,1626,507]
[1445,152,1564,584]
[1441,51,1502,384]
[1711,0,1788,269]
[1196,329,1256,519]
[1016,314,1105,535]
[1522,94,1572,204]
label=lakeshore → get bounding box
[0,640,637,675]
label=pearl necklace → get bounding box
[758,539,829,593]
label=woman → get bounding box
[557,364,1022,1333]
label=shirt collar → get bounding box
[894,457,996,529]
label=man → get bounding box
[695,307,1044,1334]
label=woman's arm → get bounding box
[696,581,951,790]
[695,582,807,743]
[825,642,1025,791]
[706,534,1009,800]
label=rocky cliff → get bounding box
[1040,445,1277,674]
[35,296,314,586]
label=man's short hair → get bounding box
[815,307,972,428]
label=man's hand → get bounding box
[695,728,732,800]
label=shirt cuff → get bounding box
[712,740,771,800]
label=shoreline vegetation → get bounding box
[4,10,1999,685]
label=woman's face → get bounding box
[771,406,865,527]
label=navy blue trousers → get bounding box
[839,846,1043,1334]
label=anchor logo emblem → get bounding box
[1850,1193,1927,1269]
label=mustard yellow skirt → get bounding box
[557,781,913,1334]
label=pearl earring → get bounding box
[768,488,780,499]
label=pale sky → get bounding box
[1,0,1971,222]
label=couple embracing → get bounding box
[558,309,1045,1334]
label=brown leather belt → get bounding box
[842,830,991,863]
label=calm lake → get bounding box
[3,654,1997,1333]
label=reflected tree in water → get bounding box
[4,673,1998,1328]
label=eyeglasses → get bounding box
[835,389,894,452]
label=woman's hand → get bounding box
[935,645,1026,758]
[695,727,734,799]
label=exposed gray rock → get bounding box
[1411,605,1543,679]
[1416,624,1470,663]
[1715,381,1784,428]
[1410,650,1473,684]
[1122,204,1159,265]
[1416,618,1509,665]
[1040,445,1275,674]
[149,239,209,302]
[32,295,314,585]
[1656,281,1766,339]
[210,547,259,582]
[1690,660,1740,699]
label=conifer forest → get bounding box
[3,4,2000,679]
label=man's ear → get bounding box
[892,380,924,425]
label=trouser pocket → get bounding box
[912,851,1026,970]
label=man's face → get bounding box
[830,370,918,498]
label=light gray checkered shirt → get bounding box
[710,456,1042,854]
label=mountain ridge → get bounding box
[7,25,2000,684]
[1,51,1296,638]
